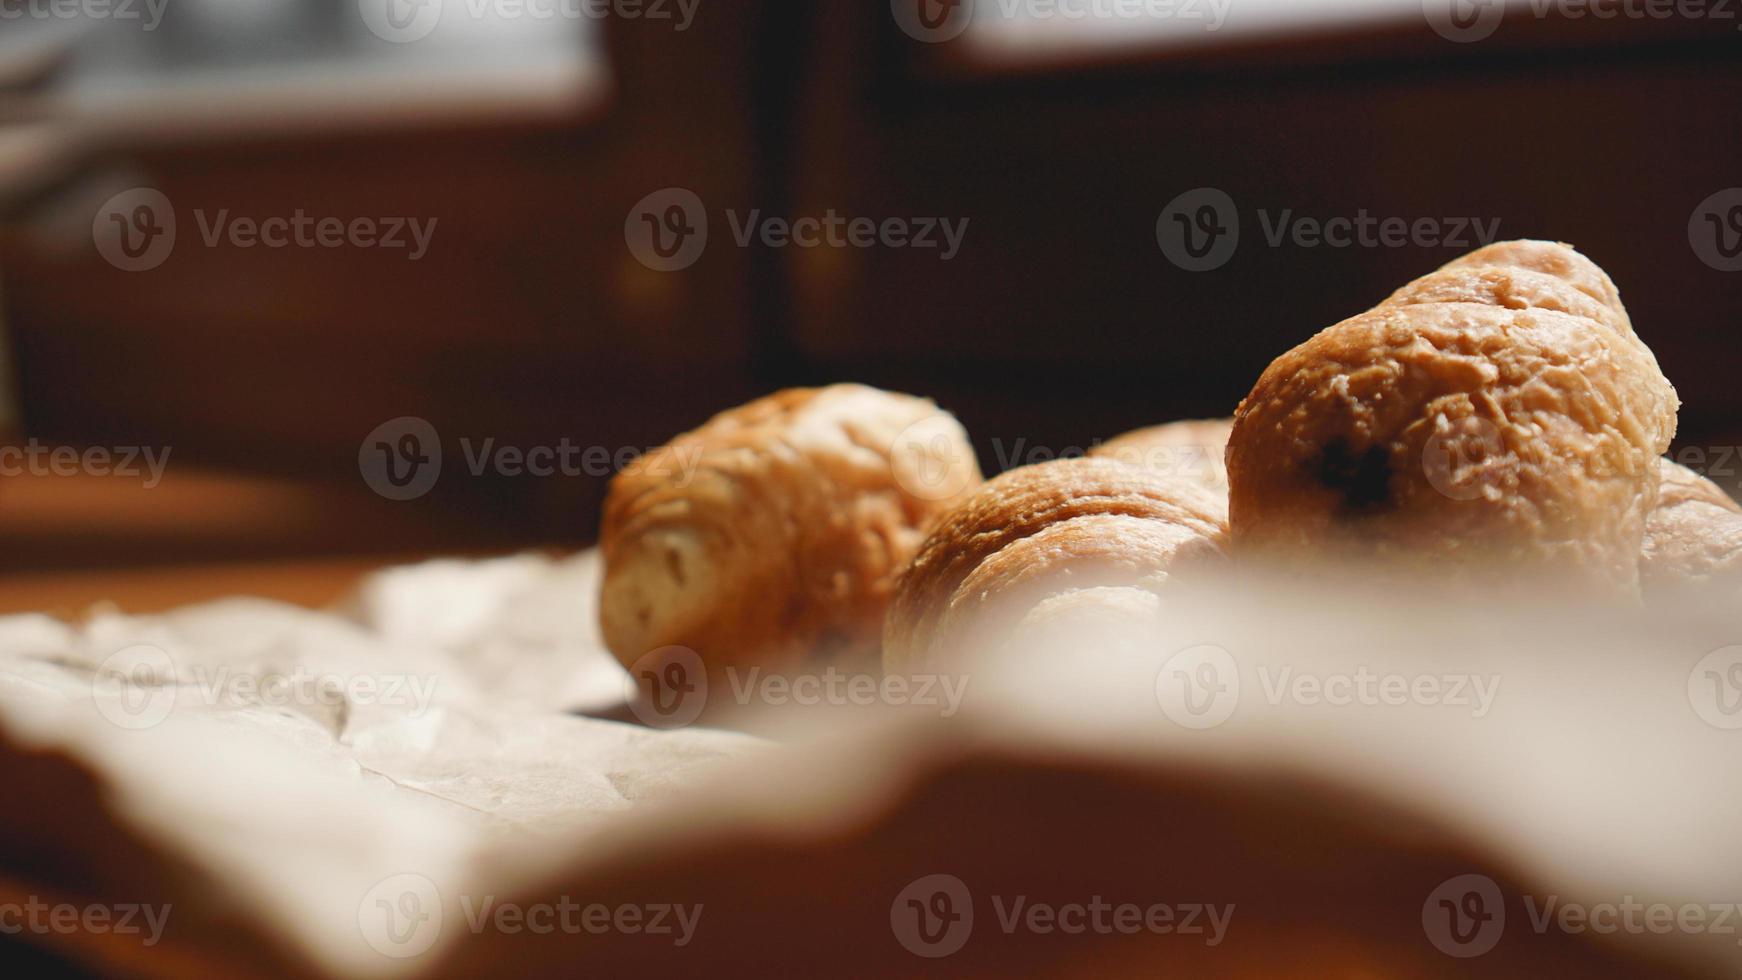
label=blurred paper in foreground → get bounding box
[0,554,1738,977]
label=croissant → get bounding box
[882,458,1227,673]
[1641,458,1742,599]
[600,384,981,678]
[1227,241,1679,594]
[1090,418,1232,494]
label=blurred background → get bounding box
[0,0,1738,613]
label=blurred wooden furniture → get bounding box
[0,4,1738,574]
[787,3,1742,465]
[0,9,781,569]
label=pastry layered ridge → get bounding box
[600,384,981,677]
[1641,458,1742,599]
[1227,240,1679,594]
[883,457,1227,673]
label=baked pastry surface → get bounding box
[1227,241,1678,593]
[601,384,980,676]
[883,457,1226,672]
[1641,458,1742,598]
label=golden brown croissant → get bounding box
[1641,458,1742,599]
[882,457,1226,673]
[1227,240,1678,593]
[600,384,981,678]
[1090,418,1232,494]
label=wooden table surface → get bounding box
[0,555,396,618]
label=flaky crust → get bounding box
[1641,458,1742,599]
[882,457,1227,672]
[1391,239,1634,339]
[1090,418,1233,494]
[1228,241,1678,593]
[600,384,981,675]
